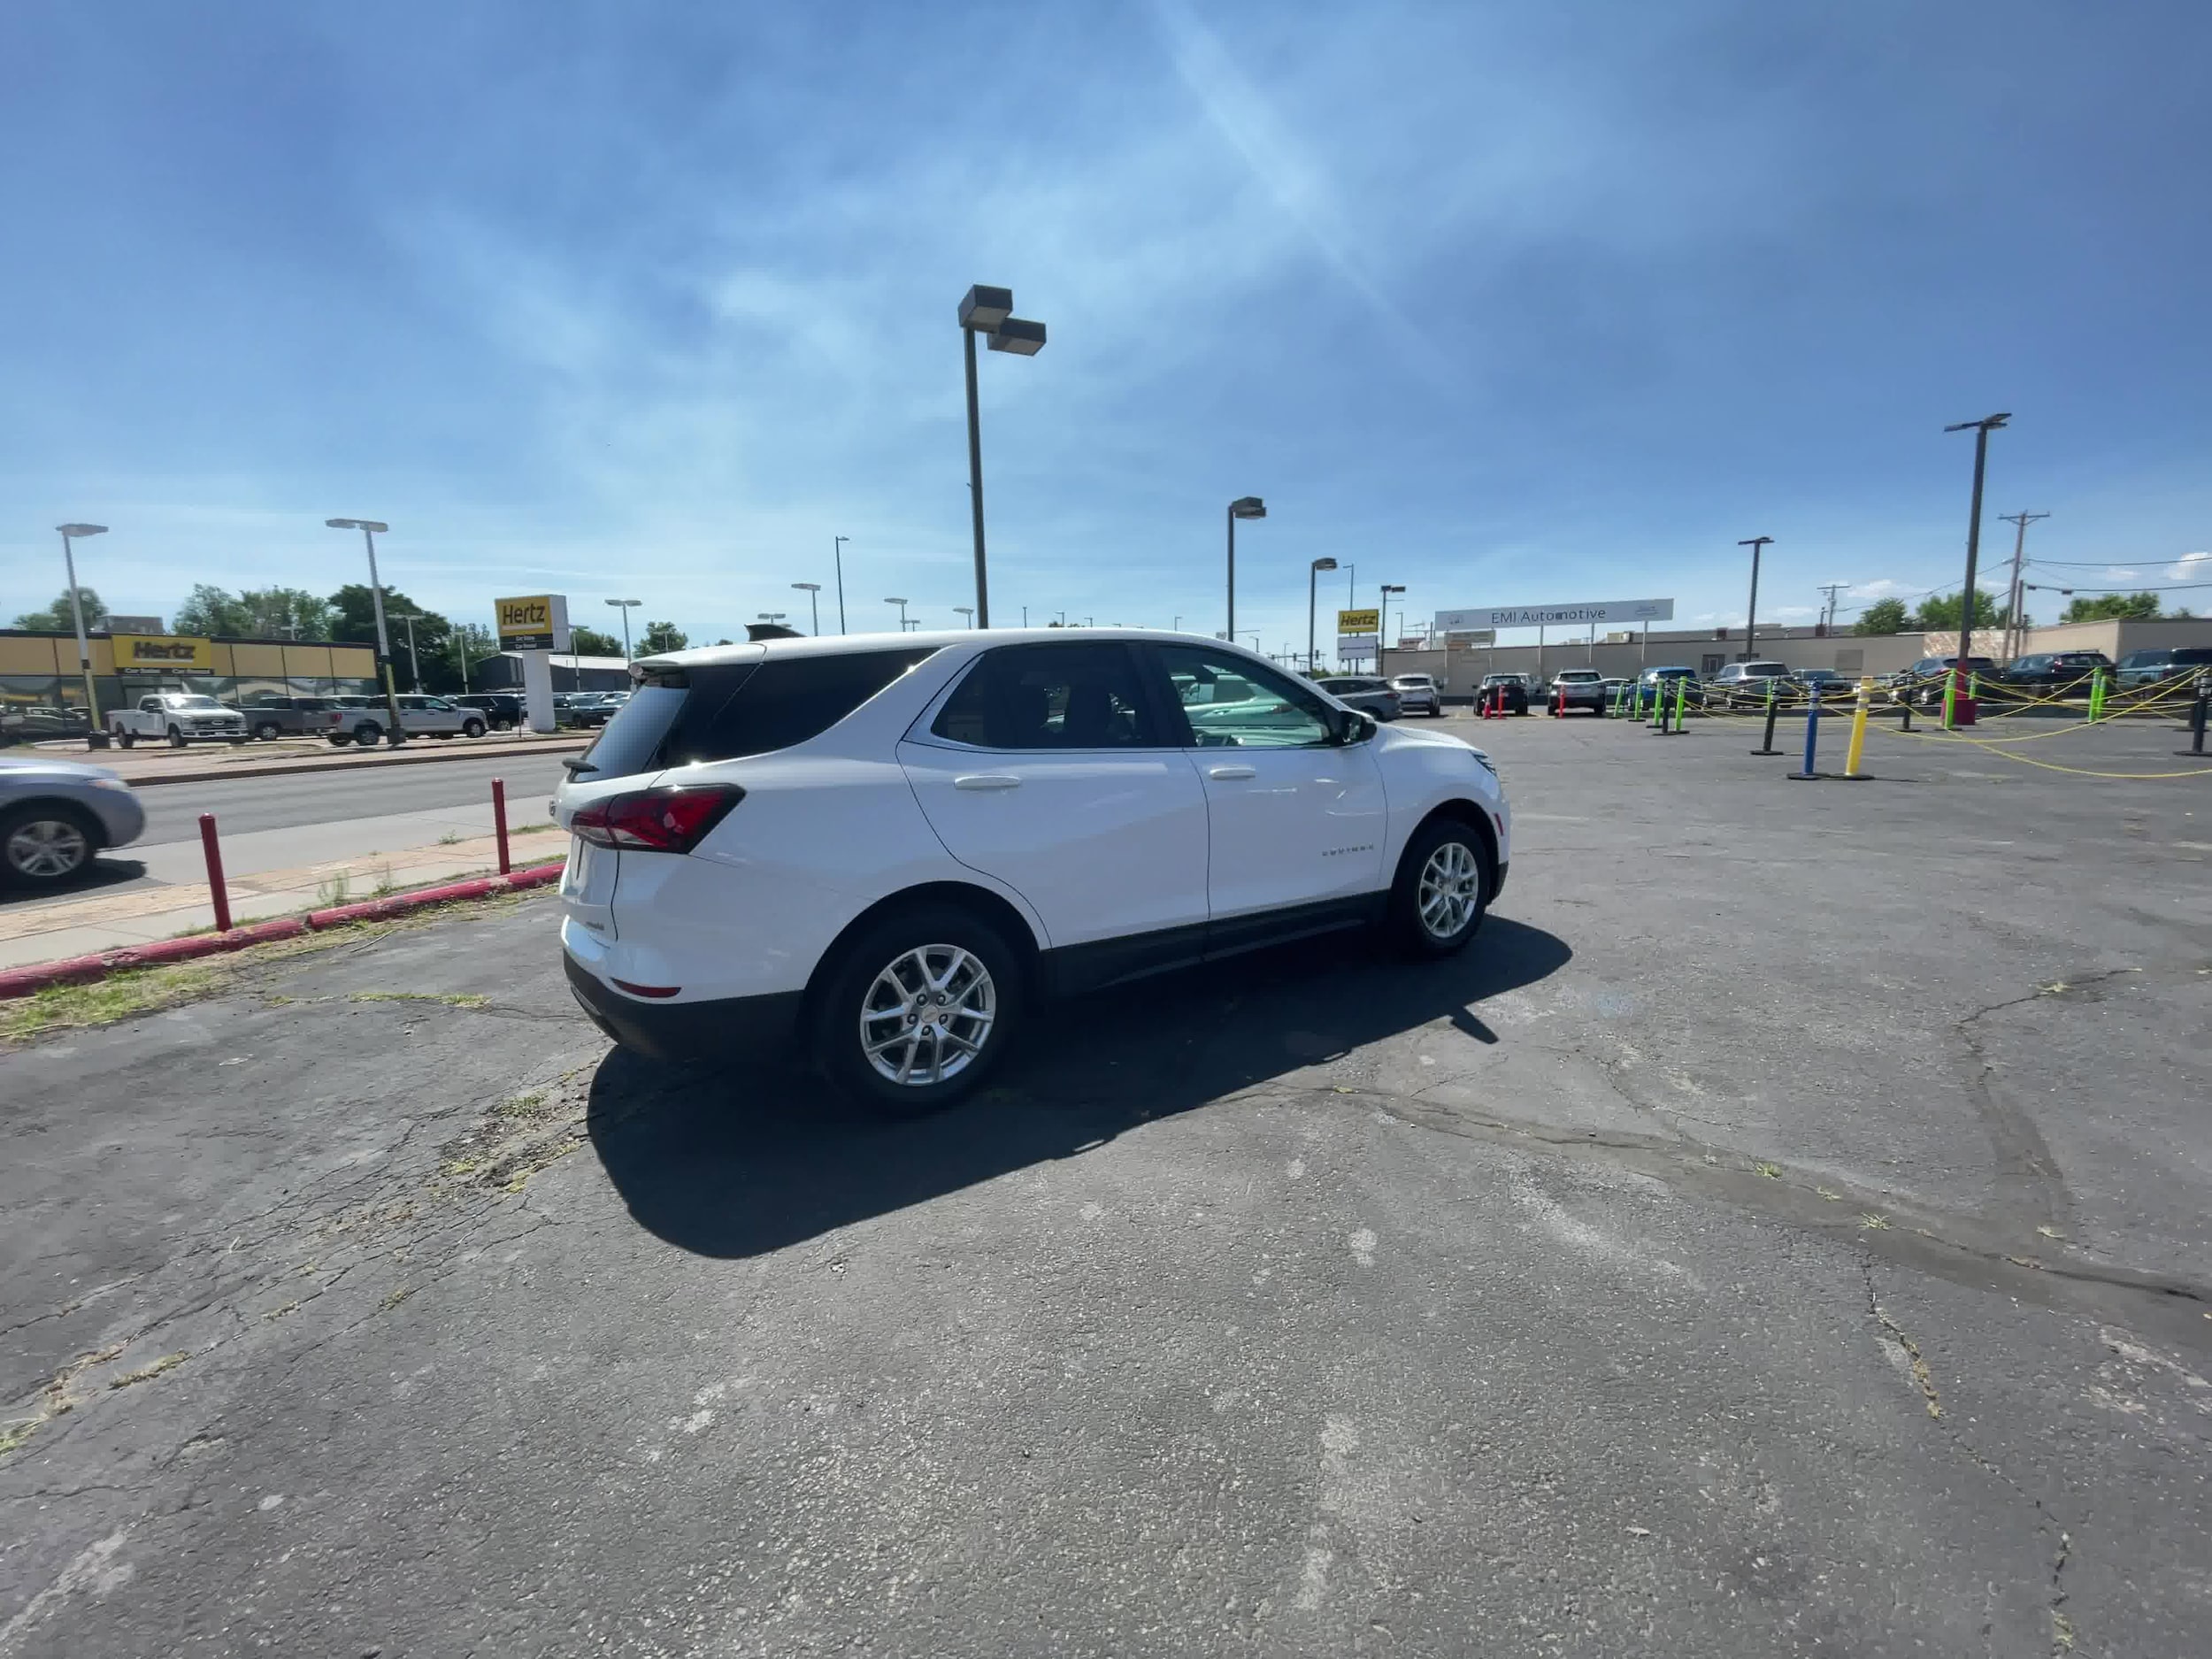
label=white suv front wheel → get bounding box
[1388,817,1491,957]
[817,902,1025,1113]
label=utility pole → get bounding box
[1998,511,2049,659]
[1816,583,1848,634]
[1944,414,2010,675]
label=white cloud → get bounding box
[2103,566,2140,580]
[2169,550,2210,581]
[1848,578,1906,598]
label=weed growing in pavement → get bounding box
[315,870,352,907]
[349,991,490,1009]
[438,831,463,845]
[371,864,396,898]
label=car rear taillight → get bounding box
[570,784,743,853]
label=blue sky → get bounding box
[4,0,2208,653]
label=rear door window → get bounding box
[931,642,1158,749]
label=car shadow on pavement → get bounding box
[0,856,148,908]
[585,915,1571,1258]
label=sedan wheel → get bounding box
[859,944,997,1089]
[2,810,93,887]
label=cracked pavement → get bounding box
[4,715,2209,1655]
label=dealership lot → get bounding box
[3,718,2208,1656]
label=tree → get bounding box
[12,587,107,632]
[568,625,623,657]
[325,584,461,689]
[240,587,334,639]
[1853,597,1909,635]
[1910,589,2001,632]
[173,583,258,637]
[2062,592,2162,623]
[639,620,688,655]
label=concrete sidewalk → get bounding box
[0,823,570,969]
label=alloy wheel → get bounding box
[8,818,88,880]
[1417,840,1480,940]
[859,943,996,1087]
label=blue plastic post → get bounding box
[1788,685,1824,779]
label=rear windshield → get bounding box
[2177,648,2212,665]
[575,648,938,780]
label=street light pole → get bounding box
[1308,557,1338,673]
[394,611,423,690]
[793,581,822,635]
[325,518,407,746]
[1226,496,1266,639]
[958,285,1048,629]
[56,524,110,749]
[1379,584,1405,680]
[1737,537,1772,663]
[885,596,910,631]
[953,607,975,627]
[833,537,849,633]
[1943,414,2011,684]
[605,597,641,662]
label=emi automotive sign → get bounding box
[495,594,570,653]
[1432,597,1674,631]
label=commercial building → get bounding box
[1377,616,2212,699]
[470,651,634,694]
[0,629,380,741]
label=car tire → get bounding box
[1,803,100,890]
[253,720,282,741]
[115,730,134,749]
[815,902,1026,1115]
[166,726,187,749]
[462,718,487,739]
[352,721,382,746]
[328,735,351,747]
[1387,815,1491,959]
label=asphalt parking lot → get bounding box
[4,713,2208,1657]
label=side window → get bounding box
[140,697,159,712]
[1155,644,1333,749]
[931,643,1158,750]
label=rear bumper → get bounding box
[564,950,803,1063]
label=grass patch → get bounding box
[513,820,562,836]
[314,870,352,907]
[438,831,463,846]
[109,1351,188,1389]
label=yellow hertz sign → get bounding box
[1338,608,1380,635]
[112,634,214,672]
[495,595,568,653]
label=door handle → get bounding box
[954,773,1022,791]
[1207,764,1258,780]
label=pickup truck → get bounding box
[108,691,248,748]
[235,695,348,741]
[323,695,488,746]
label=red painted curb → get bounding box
[0,860,567,1003]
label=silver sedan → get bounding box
[0,756,147,889]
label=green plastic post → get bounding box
[1673,677,1686,728]
[1969,671,1978,700]
[1942,672,1957,730]
[2089,668,2106,722]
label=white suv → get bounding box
[552,631,1511,1110]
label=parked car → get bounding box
[107,691,248,748]
[554,693,616,729]
[1477,672,1531,716]
[1314,676,1402,721]
[1388,673,1443,717]
[554,631,1510,1110]
[0,703,93,746]
[1994,651,2113,695]
[323,694,488,747]
[1892,656,1999,706]
[1789,669,1850,696]
[234,695,343,741]
[0,755,145,889]
[1545,669,1608,716]
[454,692,528,731]
[2114,647,2212,691]
[1635,666,1704,711]
[1707,660,1793,708]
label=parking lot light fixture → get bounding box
[792,581,823,634]
[1737,537,1773,663]
[953,606,975,627]
[605,598,641,662]
[884,597,910,632]
[1307,557,1338,673]
[324,518,407,746]
[1379,583,1405,680]
[1226,497,1266,637]
[960,284,1048,630]
[1942,413,2011,688]
[56,524,110,749]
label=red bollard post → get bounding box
[198,812,233,933]
[491,777,511,876]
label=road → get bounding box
[3,716,2208,1655]
[3,753,575,910]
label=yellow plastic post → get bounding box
[1843,676,1873,780]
